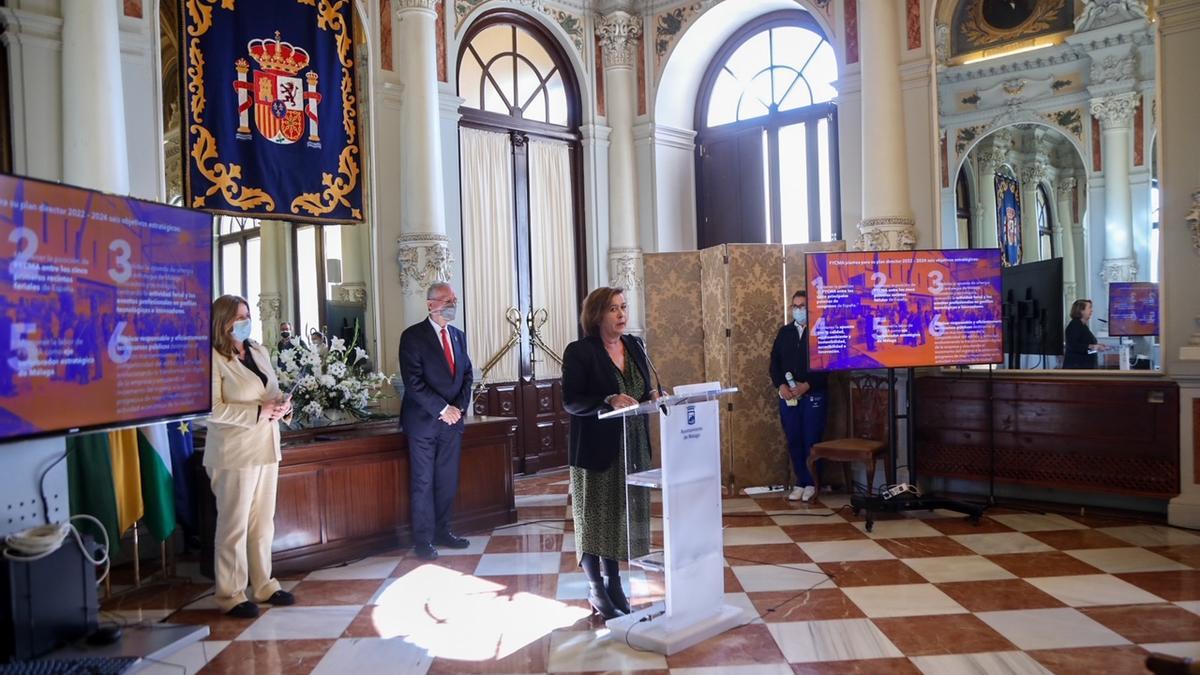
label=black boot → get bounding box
[588,581,622,619]
[601,557,631,614]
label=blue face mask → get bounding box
[231,318,252,342]
[792,308,807,325]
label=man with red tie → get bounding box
[399,282,475,560]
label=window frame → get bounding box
[1036,183,1054,259]
[215,216,261,300]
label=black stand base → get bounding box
[850,492,985,532]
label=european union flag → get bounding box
[167,420,196,531]
[181,0,363,223]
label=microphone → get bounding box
[1097,318,1108,323]
[635,337,669,415]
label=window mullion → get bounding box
[806,120,821,242]
[767,125,782,245]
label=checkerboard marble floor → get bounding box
[103,470,1200,674]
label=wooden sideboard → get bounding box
[195,416,518,576]
[915,376,1179,498]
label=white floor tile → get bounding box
[1176,600,1200,617]
[723,592,761,623]
[1026,574,1166,606]
[671,665,795,675]
[722,526,794,546]
[135,640,229,675]
[474,552,562,576]
[1064,547,1190,574]
[852,519,942,539]
[976,608,1131,650]
[798,539,895,563]
[491,521,567,536]
[1139,642,1200,659]
[901,555,1017,583]
[911,651,1053,675]
[305,556,403,581]
[1099,525,1200,548]
[765,618,903,663]
[731,564,835,593]
[235,605,360,641]
[515,493,568,507]
[841,584,968,618]
[311,638,431,675]
[951,532,1056,556]
[546,629,668,671]
[988,513,1089,533]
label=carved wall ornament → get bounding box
[1187,189,1200,256]
[1021,163,1048,186]
[608,247,644,290]
[955,124,988,156]
[597,11,642,70]
[1089,53,1135,86]
[1090,92,1140,129]
[334,283,368,306]
[396,234,453,295]
[257,293,282,325]
[1002,78,1026,96]
[1056,176,1077,197]
[1075,0,1149,32]
[1101,257,1138,283]
[396,0,439,13]
[935,22,950,65]
[1041,108,1084,140]
[856,217,917,252]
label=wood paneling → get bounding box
[273,468,322,552]
[916,376,1179,498]
[1194,398,1200,485]
[322,457,402,542]
[475,379,569,474]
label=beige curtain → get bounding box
[528,138,577,379]
[460,127,519,383]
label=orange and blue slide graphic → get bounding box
[806,249,1004,371]
[1108,282,1158,337]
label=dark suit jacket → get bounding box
[769,323,828,394]
[562,334,652,472]
[1063,318,1097,369]
[399,319,474,437]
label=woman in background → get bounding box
[207,295,295,618]
[1064,299,1107,369]
[562,287,655,619]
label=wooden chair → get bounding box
[807,374,894,496]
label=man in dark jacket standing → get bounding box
[769,290,828,502]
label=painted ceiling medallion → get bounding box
[959,0,1068,50]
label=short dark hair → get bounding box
[792,290,806,300]
[1069,299,1092,320]
[579,287,625,338]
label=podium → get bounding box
[597,383,746,655]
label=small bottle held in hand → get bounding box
[784,371,799,407]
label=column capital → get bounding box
[1056,176,1078,195]
[334,283,368,306]
[856,217,917,251]
[608,247,643,290]
[397,234,453,296]
[596,11,642,70]
[1187,189,1200,256]
[1021,163,1048,186]
[976,150,1005,172]
[1090,91,1140,129]
[1101,256,1138,283]
[395,0,439,16]
[257,293,283,345]
[1075,0,1148,32]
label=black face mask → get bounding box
[280,331,291,339]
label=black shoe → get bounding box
[587,581,623,620]
[414,542,439,560]
[604,576,631,614]
[265,590,295,606]
[433,531,470,549]
[225,601,259,619]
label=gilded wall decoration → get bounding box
[1041,108,1083,140]
[454,0,584,55]
[955,124,988,156]
[654,1,708,73]
[952,0,1072,59]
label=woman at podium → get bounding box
[1064,299,1106,369]
[562,287,655,620]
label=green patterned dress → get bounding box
[570,350,652,562]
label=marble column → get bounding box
[336,224,368,307]
[395,0,450,325]
[975,152,1001,248]
[1054,177,1079,304]
[597,11,644,333]
[1021,162,1047,263]
[257,221,287,347]
[61,0,128,194]
[857,0,915,250]
[1090,92,1140,283]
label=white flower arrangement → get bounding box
[273,330,389,427]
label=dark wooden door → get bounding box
[697,127,767,248]
[473,380,569,474]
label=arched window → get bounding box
[1036,184,1054,260]
[456,12,583,473]
[695,10,840,247]
[956,170,974,248]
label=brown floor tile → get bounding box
[163,609,252,641]
[924,517,1015,535]
[1029,645,1151,675]
[427,634,551,674]
[199,639,335,675]
[725,544,812,566]
[484,533,563,554]
[816,560,927,587]
[1149,545,1200,569]
[1027,529,1130,551]
[287,580,386,606]
[872,614,1016,656]
[985,551,1103,578]
[1116,570,1200,601]
[935,579,1066,612]
[1060,513,1152,528]
[341,606,386,638]
[667,622,787,668]
[782,523,869,543]
[724,514,780,527]
[560,552,579,573]
[102,582,213,612]
[840,510,910,524]
[479,573,558,598]
[1080,603,1200,643]
[724,566,744,593]
[515,506,570,521]
[790,659,922,674]
[875,536,975,559]
[748,588,865,622]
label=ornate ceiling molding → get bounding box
[1075,0,1149,32]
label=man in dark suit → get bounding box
[769,290,828,502]
[399,282,474,560]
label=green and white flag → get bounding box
[137,423,176,542]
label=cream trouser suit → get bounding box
[206,343,285,611]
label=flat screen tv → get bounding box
[1108,282,1159,337]
[806,249,1004,371]
[1001,257,1064,356]
[0,174,213,443]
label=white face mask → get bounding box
[231,318,252,342]
[792,307,807,325]
[438,305,457,321]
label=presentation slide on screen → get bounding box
[806,249,1004,371]
[1108,282,1159,337]
[0,175,212,442]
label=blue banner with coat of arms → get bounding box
[182,0,363,223]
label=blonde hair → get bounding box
[212,294,249,359]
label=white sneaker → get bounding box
[801,485,816,502]
[787,487,805,501]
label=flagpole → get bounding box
[161,540,168,579]
[132,521,140,588]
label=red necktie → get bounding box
[441,327,456,376]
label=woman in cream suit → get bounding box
[207,295,295,618]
